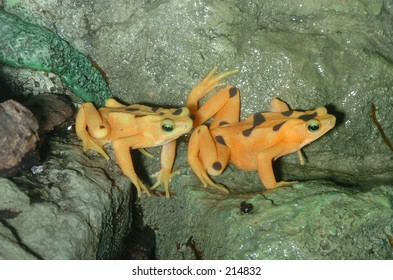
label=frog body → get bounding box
[187,68,336,191]
[75,98,193,197]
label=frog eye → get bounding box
[161,119,175,133]
[307,120,320,132]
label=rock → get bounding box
[2,0,392,186]
[140,162,393,259]
[122,227,156,260]
[0,131,133,259]
[23,94,74,135]
[0,66,70,100]
[0,95,74,177]
[0,100,40,177]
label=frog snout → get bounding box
[329,115,336,126]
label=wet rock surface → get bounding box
[139,144,393,260]
[140,164,393,259]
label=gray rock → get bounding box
[140,167,393,259]
[0,66,68,99]
[0,133,133,259]
[23,94,74,135]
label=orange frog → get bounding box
[75,98,193,197]
[187,67,336,192]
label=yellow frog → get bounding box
[75,98,193,197]
[187,67,336,191]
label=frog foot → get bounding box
[187,67,238,112]
[268,180,299,190]
[207,181,228,193]
[194,169,229,193]
[201,66,238,94]
[150,169,181,198]
[130,177,151,198]
[138,148,153,158]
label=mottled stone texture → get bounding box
[0,94,73,177]
[0,100,40,177]
[140,169,393,259]
[0,0,392,259]
[23,94,74,135]
[0,134,133,259]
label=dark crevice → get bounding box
[0,218,44,260]
[119,151,156,259]
[120,198,156,260]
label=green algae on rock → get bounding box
[0,9,111,106]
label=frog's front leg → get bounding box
[150,140,180,197]
[257,143,298,190]
[112,137,151,197]
[188,125,229,192]
[75,102,110,159]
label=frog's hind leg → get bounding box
[209,86,240,129]
[75,102,110,159]
[191,85,241,127]
[104,98,153,157]
[188,125,229,192]
[187,67,237,118]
